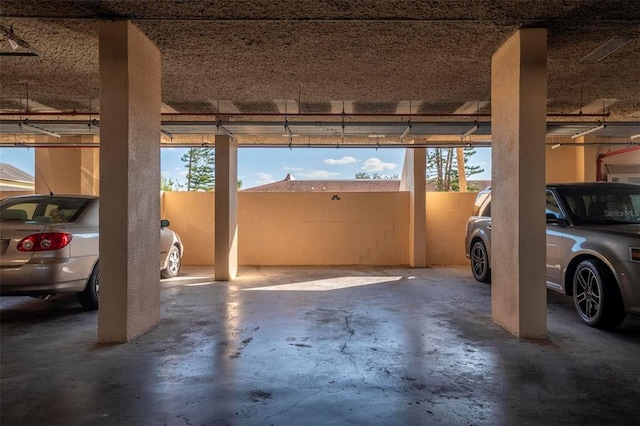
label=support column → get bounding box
[456,148,467,192]
[215,135,238,280]
[581,136,599,182]
[491,29,547,338]
[35,136,100,195]
[400,148,427,267]
[97,21,161,343]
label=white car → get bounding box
[0,194,183,310]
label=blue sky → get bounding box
[0,147,492,189]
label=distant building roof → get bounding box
[0,163,34,183]
[424,180,491,191]
[244,174,491,193]
[0,163,35,192]
[244,174,400,192]
[464,180,492,191]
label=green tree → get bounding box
[426,148,484,191]
[181,148,215,191]
[355,172,399,180]
[161,176,182,191]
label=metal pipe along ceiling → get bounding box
[2,141,638,149]
[0,112,611,118]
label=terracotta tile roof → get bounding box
[244,174,491,192]
[244,177,400,192]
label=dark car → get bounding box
[465,183,640,329]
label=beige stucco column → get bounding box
[491,29,547,338]
[545,136,600,183]
[97,21,161,343]
[577,136,599,182]
[35,136,100,195]
[400,148,427,267]
[215,134,238,280]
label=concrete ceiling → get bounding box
[0,0,639,144]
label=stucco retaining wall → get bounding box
[162,190,476,267]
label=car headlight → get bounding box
[631,247,640,263]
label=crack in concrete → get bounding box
[340,312,355,353]
[252,385,328,426]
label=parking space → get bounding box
[2,265,640,425]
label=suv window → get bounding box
[545,191,563,219]
[472,191,491,217]
[479,200,491,217]
[558,186,640,224]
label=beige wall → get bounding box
[162,191,215,266]
[35,138,100,195]
[546,137,639,183]
[161,190,476,267]
[239,192,409,266]
[0,190,34,200]
[426,192,477,266]
[546,143,584,183]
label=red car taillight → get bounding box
[17,233,73,252]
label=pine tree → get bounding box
[426,148,484,191]
[355,172,399,180]
[161,176,182,191]
[181,148,215,191]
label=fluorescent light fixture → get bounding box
[453,100,489,114]
[283,123,295,137]
[571,124,605,139]
[461,124,478,139]
[578,36,635,64]
[0,25,42,57]
[217,123,233,138]
[631,133,640,140]
[160,129,173,140]
[551,143,562,149]
[0,51,40,57]
[400,124,411,139]
[20,122,60,138]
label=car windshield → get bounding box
[559,186,640,225]
[0,197,91,224]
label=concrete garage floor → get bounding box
[1,266,639,426]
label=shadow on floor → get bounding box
[2,265,639,426]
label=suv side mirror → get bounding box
[546,213,567,225]
[161,219,170,228]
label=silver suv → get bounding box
[465,183,640,329]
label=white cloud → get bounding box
[297,170,340,179]
[256,172,275,185]
[284,166,304,172]
[178,170,188,176]
[361,158,397,172]
[323,156,357,166]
